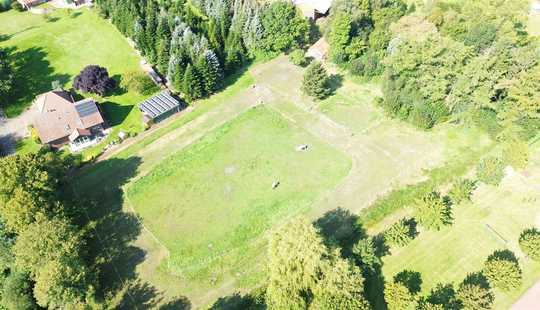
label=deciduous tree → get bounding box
[519,228,540,261]
[483,250,522,291]
[73,65,116,96]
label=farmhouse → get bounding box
[292,0,332,19]
[33,90,106,150]
[138,91,183,126]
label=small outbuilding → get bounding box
[17,0,47,9]
[306,37,330,61]
[292,0,333,19]
[138,91,183,126]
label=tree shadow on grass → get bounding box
[0,34,10,43]
[328,73,343,95]
[462,272,491,289]
[394,270,422,294]
[70,11,82,18]
[209,293,266,310]
[159,296,192,310]
[71,156,191,307]
[426,283,459,310]
[5,47,70,115]
[100,101,134,127]
[108,74,128,96]
[315,208,366,255]
[487,249,519,263]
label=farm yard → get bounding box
[1,0,540,309]
[71,56,539,308]
[0,8,153,155]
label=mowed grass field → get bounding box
[127,105,351,283]
[0,8,151,154]
[381,150,540,309]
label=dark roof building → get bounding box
[138,91,183,124]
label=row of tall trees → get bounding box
[96,0,310,102]
[0,152,95,309]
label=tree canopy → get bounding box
[266,218,369,309]
[73,65,117,96]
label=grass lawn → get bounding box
[0,8,152,155]
[126,105,351,284]
[381,150,540,309]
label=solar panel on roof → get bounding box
[75,100,99,118]
[138,91,181,119]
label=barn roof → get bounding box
[138,91,181,119]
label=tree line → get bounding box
[326,0,540,139]
[0,152,96,308]
[95,0,310,102]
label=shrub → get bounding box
[519,228,540,261]
[409,102,449,130]
[122,71,157,95]
[471,108,502,139]
[414,192,452,230]
[0,0,11,12]
[517,117,540,141]
[384,218,415,247]
[483,250,522,291]
[448,179,476,205]
[384,281,413,310]
[476,157,505,186]
[289,49,308,67]
[502,139,529,170]
[301,61,331,100]
[10,0,22,11]
[349,52,383,77]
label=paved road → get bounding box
[0,106,36,156]
[512,280,540,309]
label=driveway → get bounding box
[0,107,37,156]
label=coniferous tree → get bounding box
[302,61,331,100]
[182,64,203,102]
[157,38,171,74]
[144,0,158,62]
[413,192,452,231]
